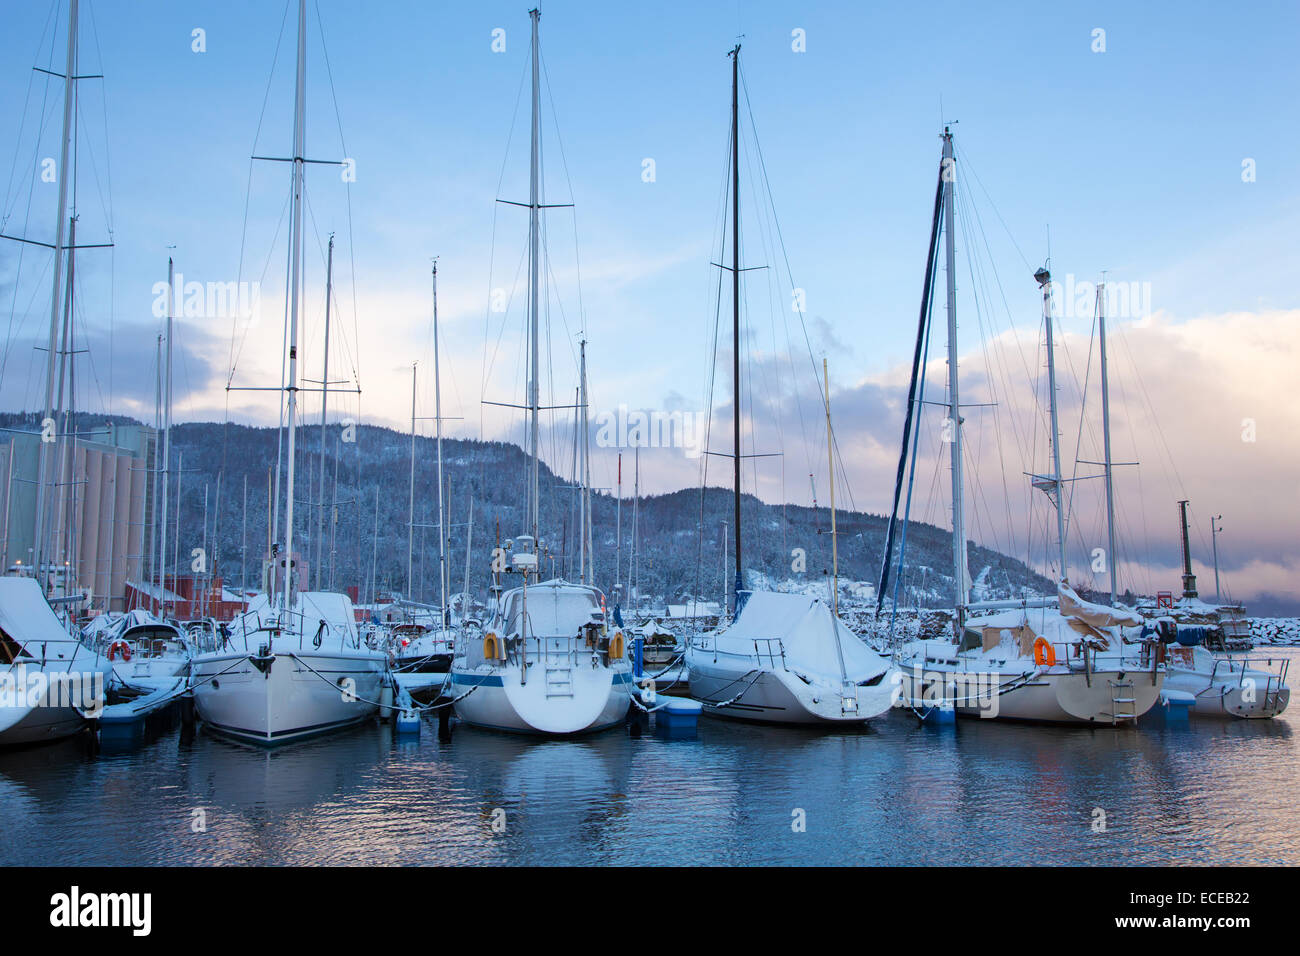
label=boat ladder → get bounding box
[543,641,575,699]
[1107,678,1138,723]
[840,679,860,716]
[1257,661,1289,715]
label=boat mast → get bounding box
[728,44,743,613]
[629,447,639,604]
[241,473,248,593]
[32,0,78,586]
[407,362,416,599]
[823,359,839,617]
[313,233,334,590]
[527,8,542,543]
[824,358,849,687]
[1097,281,1118,605]
[329,438,340,589]
[433,260,447,622]
[615,452,622,597]
[941,128,968,631]
[579,337,591,584]
[158,258,173,602]
[280,0,307,612]
[463,493,474,609]
[1035,266,1068,584]
[54,215,77,595]
[369,484,379,607]
[150,334,161,591]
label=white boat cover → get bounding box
[230,590,360,650]
[499,580,602,639]
[0,576,82,649]
[717,591,889,682]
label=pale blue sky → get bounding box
[2,1,1297,600]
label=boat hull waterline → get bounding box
[191,649,386,746]
[895,663,1164,725]
[687,653,895,725]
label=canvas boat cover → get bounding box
[0,576,82,649]
[716,590,889,682]
[231,590,361,650]
[1057,582,1141,628]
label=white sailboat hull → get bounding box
[0,694,90,747]
[192,649,385,746]
[1164,667,1290,718]
[686,651,894,725]
[450,660,632,735]
[896,662,1163,725]
[0,660,110,747]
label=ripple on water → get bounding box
[2,656,1299,866]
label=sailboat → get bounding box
[683,46,896,726]
[392,261,456,674]
[890,129,1163,725]
[188,0,386,746]
[0,0,112,748]
[449,9,631,735]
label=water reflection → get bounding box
[2,650,1298,865]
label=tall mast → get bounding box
[823,359,840,618]
[407,362,416,598]
[279,0,307,612]
[54,216,77,591]
[615,453,622,596]
[463,493,474,608]
[173,451,183,595]
[32,0,79,584]
[369,484,379,607]
[941,128,968,628]
[329,438,340,589]
[630,446,639,604]
[579,337,591,584]
[158,258,173,601]
[433,260,447,621]
[527,8,542,541]
[150,334,161,590]
[240,473,248,593]
[313,233,334,590]
[1036,266,1068,584]
[729,44,743,612]
[1098,281,1118,605]
[824,358,848,687]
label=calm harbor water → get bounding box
[3,648,1298,866]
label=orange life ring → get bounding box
[1032,636,1055,667]
[607,629,626,661]
[482,632,504,661]
[107,640,133,662]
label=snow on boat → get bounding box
[686,590,897,725]
[96,677,187,745]
[190,590,386,746]
[96,609,192,686]
[636,620,680,666]
[389,621,455,673]
[1159,623,1289,718]
[895,584,1164,725]
[450,576,632,736]
[1,576,111,747]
